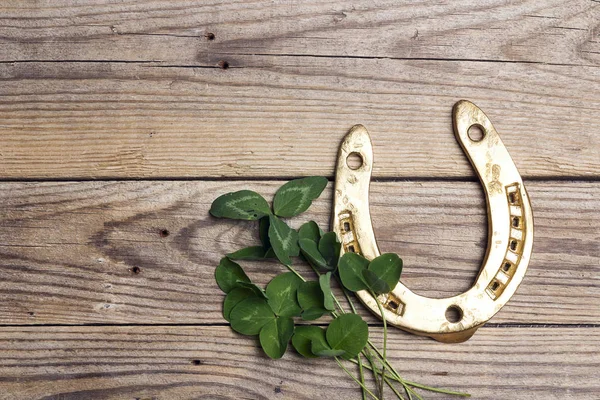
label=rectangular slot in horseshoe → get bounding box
[384,293,405,316]
[339,211,362,255]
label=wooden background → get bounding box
[0,1,598,399]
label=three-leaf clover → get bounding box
[338,252,403,295]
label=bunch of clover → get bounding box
[210,177,469,400]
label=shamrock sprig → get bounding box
[210,177,470,399]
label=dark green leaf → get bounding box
[298,221,321,243]
[297,281,325,311]
[362,269,390,295]
[223,287,256,322]
[215,257,250,293]
[273,177,328,218]
[301,307,326,321]
[227,246,268,261]
[368,253,403,291]
[299,239,328,271]
[264,248,276,259]
[291,326,324,358]
[268,215,300,265]
[259,316,295,359]
[313,346,346,357]
[291,326,344,358]
[318,232,341,269]
[319,272,335,311]
[297,281,327,320]
[326,314,369,359]
[236,281,268,300]
[338,253,370,292]
[266,272,302,317]
[259,216,270,249]
[210,190,271,220]
[230,297,276,335]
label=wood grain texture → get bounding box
[0,180,597,326]
[0,325,597,400]
[0,1,599,179]
[0,2,598,398]
[1,0,599,66]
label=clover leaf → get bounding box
[259,316,295,359]
[326,314,369,359]
[273,177,328,218]
[338,253,370,292]
[215,257,251,293]
[210,190,271,220]
[298,221,322,243]
[266,272,302,317]
[268,215,300,265]
[229,297,276,336]
[297,281,327,320]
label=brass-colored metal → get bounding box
[332,100,534,343]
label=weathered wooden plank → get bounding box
[0,0,598,66]
[0,59,598,179]
[0,180,597,325]
[0,325,597,400]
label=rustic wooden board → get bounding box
[0,180,597,325]
[0,58,598,179]
[1,0,598,66]
[0,0,599,179]
[0,325,597,400]
[0,1,598,398]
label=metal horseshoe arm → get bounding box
[332,100,534,343]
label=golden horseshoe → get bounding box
[332,100,534,343]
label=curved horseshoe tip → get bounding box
[346,124,371,140]
[341,124,373,155]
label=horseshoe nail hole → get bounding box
[512,217,521,228]
[343,222,351,232]
[348,245,356,253]
[387,301,399,311]
[503,262,512,272]
[508,193,517,204]
[491,281,500,291]
[445,305,463,323]
[346,152,363,170]
[510,239,518,251]
[467,124,485,142]
[160,229,170,238]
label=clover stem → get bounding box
[402,381,470,397]
[349,358,414,399]
[283,264,306,282]
[372,292,388,398]
[357,353,368,400]
[368,343,417,398]
[362,347,383,398]
[335,357,380,400]
[383,376,407,400]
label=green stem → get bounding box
[284,264,306,282]
[357,353,368,400]
[286,262,470,398]
[335,357,380,400]
[372,293,388,398]
[383,376,406,400]
[362,347,383,398]
[366,344,419,398]
[350,358,469,398]
[403,381,470,398]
